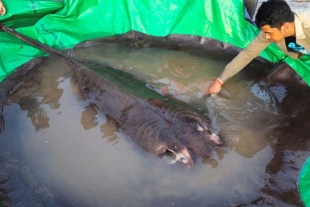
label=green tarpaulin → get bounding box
[0,0,310,84]
[299,156,310,207]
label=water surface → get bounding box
[0,42,309,207]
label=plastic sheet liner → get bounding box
[299,156,310,207]
[0,0,309,84]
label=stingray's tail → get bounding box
[0,23,65,57]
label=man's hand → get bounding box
[207,78,223,94]
[0,1,6,16]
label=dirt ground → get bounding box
[285,0,310,9]
[258,0,310,9]
[255,0,309,17]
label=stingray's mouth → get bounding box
[163,149,193,166]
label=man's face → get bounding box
[261,25,286,43]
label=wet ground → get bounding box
[256,0,310,18]
[0,35,310,207]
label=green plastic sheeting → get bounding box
[299,156,310,207]
[0,0,310,83]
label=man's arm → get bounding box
[208,32,271,94]
[0,0,6,16]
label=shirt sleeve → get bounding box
[218,31,271,83]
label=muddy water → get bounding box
[0,42,309,207]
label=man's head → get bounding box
[255,0,295,43]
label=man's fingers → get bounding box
[208,85,221,94]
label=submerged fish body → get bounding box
[73,60,221,165]
[1,24,221,165]
[71,61,196,165]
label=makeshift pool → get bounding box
[1,36,309,206]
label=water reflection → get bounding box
[6,58,65,131]
[0,40,309,206]
[80,104,98,130]
[100,115,119,144]
[16,97,50,131]
[79,102,119,144]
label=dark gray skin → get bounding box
[0,24,221,166]
[78,60,222,163]
[74,62,197,165]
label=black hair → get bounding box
[255,0,294,29]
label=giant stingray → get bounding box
[0,24,222,166]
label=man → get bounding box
[208,0,310,94]
[0,0,6,16]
